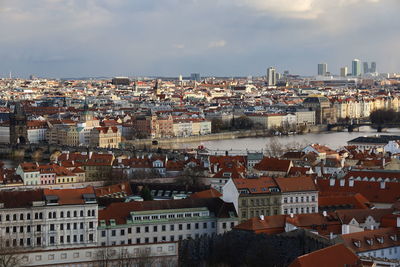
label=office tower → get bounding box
[363,62,370,74]
[340,67,348,77]
[318,63,328,76]
[267,67,276,86]
[190,73,201,82]
[352,59,362,76]
[371,62,377,73]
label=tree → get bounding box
[211,118,224,133]
[0,238,23,267]
[140,186,153,201]
[265,138,308,158]
[231,116,254,130]
[174,166,206,188]
[370,109,398,124]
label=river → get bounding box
[174,126,400,151]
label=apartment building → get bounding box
[98,198,238,246]
[222,176,319,222]
[0,187,98,249]
[89,126,121,148]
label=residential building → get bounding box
[97,198,238,246]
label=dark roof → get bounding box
[99,198,237,225]
[0,190,44,208]
[348,135,400,144]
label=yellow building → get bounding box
[89,127,121,148]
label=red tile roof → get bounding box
[254,157,292,173]
[339,227,400,253]
[317,179,400,204]
[288,244,360,267]
[43,187,95,205]
[275,176,317,192]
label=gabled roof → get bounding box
[335,208,393,225]
[254,157,292,173]
[234,215,286,234]
[190,188,222,199]
[233,177,278,194]
[339,227,400,253]
[275,176,317,192]
[288,244,360,267]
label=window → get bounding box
[60,236,64,244]
[50,236,55,244]
[179,224,183,230]
[50,224,55,231]
[67,211,70,218]
[222,223,226,229]
[136,227,141,233]
[36,225,41,232]
[145,226,149,233]
[212,222,216,228]
[101,231,106,237]
[153,226,158,232]
[120,229,125,236]
[195,223,199,229]
[187,224,191,230]
[203,222,207,229]
[136,238,141,244]
[111,230,116,236]
[89,234,93,241]
[162,225,166,231]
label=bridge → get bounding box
[327,122,400,132]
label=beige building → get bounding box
[47,124,79,146]
[89,127,121,148]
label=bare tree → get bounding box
[265,138,309,158]
[0,238,23,267]
[174,165,206,188]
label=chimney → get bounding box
[118,158,122,164]
[323,210,327,217]
[380,181,385,189]
[89,151,93,159]
[259,215,264,221]
[397,217,400,228]
[290,213,294,218]
[349,179,354,187]
[329,178,335,186]
[339,179,345,187]
[382,158,386,167]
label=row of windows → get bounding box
[241,198,279,207]
[4,222,95,233]
[3,233,95,248]
[0,210,96,222]
[103,222,219,237]
[243,209,279,219]
[283,206,316,214]
[132,212,203,221]
[283,195,316,203]
[102,233,211,246]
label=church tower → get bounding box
[10,102,28,145]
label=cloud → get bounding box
[208,40,227,48]
[230,0,383,19]
[173,44,185,49]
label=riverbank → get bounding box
[123,125,328,149]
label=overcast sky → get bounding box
[0,0,399,78]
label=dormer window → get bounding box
[376,237,384,244]
[390,235,397,241]
[366,239,373,246]
[353,240,361,248]
[222,172,231,178]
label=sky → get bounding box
[0,0,399,78]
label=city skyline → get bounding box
[0,0,399,78]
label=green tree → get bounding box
[231,116,254,130]
[211,118,224,133]
[140,186,153,201]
